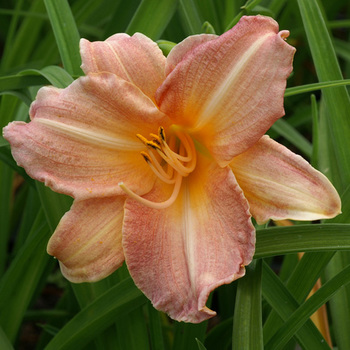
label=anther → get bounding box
[158,126,166,141]
[146,140,161,150]
[150,133,161,142]
[140,151,151,163]
[136,134,148,144]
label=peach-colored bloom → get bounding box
[3,16,340,323]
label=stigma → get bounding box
[119,127,196,209]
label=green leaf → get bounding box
[0,210,52,342]
[126,0,179,40]
[35,182,73,233]
[327,19,350,30]
[219,0,240,30]
[44,0,82,76]
[324,252,350,350]
[0,96,21,277]
[270,118,312,158]
[333,38,350,63]
[224,0,264,31]
[0,66,73,97]
[0,145,34,185]
[0,74,48,91]
[45,278,147,350]
[0,90,32,106]
[21,66,74,88]
[178,0,204,35]
[147,303,165,350]
[202,21,216,34]
[0,0,46,72]
[297,0,350,195]
[173,321,208,350]
[103,0,139,37]
[204,317,233,350]
[195,0,220,33]
[268,0,288,16]
[311,94,319,168]
[196,338,208,350]
[0,137,8,148]
[317,99,339,183]
[232,260,263,350]
[157,40,177,56]
[284,79,350,97]
[325,187,350,350]
[265,263,350,349]
[255,224,350,258]
[0,326,14,350]
[112,306,150,350]
[262,259,332,350]
[240,0,264,11]
[297,4,350,350]
[332,185,350,224]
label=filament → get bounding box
[119,172,182,209]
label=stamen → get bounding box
[145,140,161,150]
[119,172,182,209]
[146,149,174,181]
[166,137,176,178]
[176,132,197,171]
[121,127,197,209]
[161,136,192,162]
[136,134,148,144]
[156,134,196,176]
[140,151,151,163]
[158,126,166,141]
[148,163,176,184]
[156,149,190,177]
[142,149,176,184]
[149,133,161,142]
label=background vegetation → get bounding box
[0,0,350,349]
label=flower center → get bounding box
[119,126,196,209]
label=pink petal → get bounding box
[3,73,170,199]
[123,154,255,323]
[47,196,125,282]
[230,136,342,224]
[156,16,296,165]
[80,33,166,102]
[165,34,217,76]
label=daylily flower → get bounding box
[3,16,341,323]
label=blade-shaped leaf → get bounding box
[147,302,165,350]
[297,0,350,195]
[262,261,332,350]
[284,79,350,97]
[172,320,208,350]
[255,224,350,258]
[0,326,14,350]
[232,259,263,350]
[265,263,350,349]
[178,0,204,35]
[0,210,52,342]
[44,0,82,76]
[126,0,178,40]
[45,278,147,350]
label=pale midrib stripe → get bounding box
[106,42,134,84]
[234,168,320,203]
[36,118,141,151]
[64,214,121,264]
[196,33,274,129]
[182,182,197,291]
